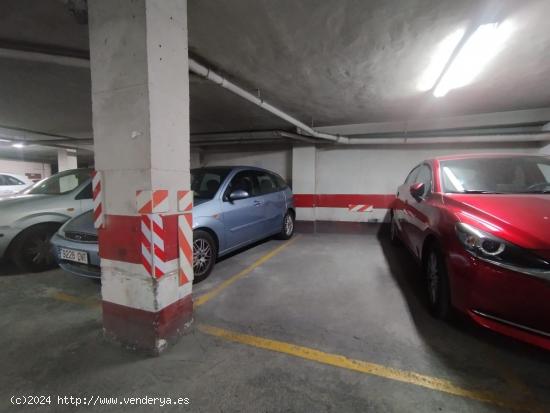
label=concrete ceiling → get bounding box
[1,0,550,158]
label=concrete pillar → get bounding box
[89,0,192,354]
[292,145,316,222]
[57,148,78,172]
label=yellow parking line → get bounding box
[198,324,536,413]
[51,291,101,308]
[194,236,301,307]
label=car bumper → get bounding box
[447,245,550,350]
[51,233,101,279]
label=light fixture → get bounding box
[433,21,514,97]
[12,143,25,148]
[417,28,465,92]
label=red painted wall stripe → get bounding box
[294,194,396,209]
[99,214,179,264]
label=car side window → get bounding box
[415,165,433,197]
[75,182,93,200]
[272,173,288,190]
[538,164,550,181]
[225,171,260,199]
[255,172,278,195]
[405,166,420,184]
[0,175,7,186]
[5,175,24,185]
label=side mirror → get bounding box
[409,182,425,201]
[228,189,249,201]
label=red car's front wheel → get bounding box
[424,244,452,320]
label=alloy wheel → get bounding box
[24,234,54,266]
[284,214,294,236]
[193,238,212,278]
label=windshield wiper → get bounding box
[458,190,503,194]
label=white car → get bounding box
[0,173,33,196]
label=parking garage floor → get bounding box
[1,228,549,413]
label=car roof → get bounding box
[1,172,26,177]
[428,153,550,163]
[0,172,31,181]
[192,165,280,174]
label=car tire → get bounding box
[389,211,401,246]
[10,223,61,273]
[193,230,217,283]
[424,244,452,320]
[276,211,295,240]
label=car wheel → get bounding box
[424,244,452,320]
[277,211,295,240]
[193,230,217,283]
[390,211,401,246]
[11,223,61,272]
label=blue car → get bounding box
[51,166,295,281]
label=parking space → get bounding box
[2,230,548,413]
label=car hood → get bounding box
[445,193,550,250]
[0,193,53,207]
[64,210,95,234]
[65,200,210,238]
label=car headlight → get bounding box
[455,223,550,278]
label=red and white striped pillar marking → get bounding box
[136,189,169,214]
[137,189,171,278]
[177,190,193,286]
[177,214,193,285]
[139,213,171,278]
[177,190,193,213]
[92,170,105,229]
[140,214,154,276]
[348,204,374,213]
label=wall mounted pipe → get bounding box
[188,59,345,143]
[340,133,550,145]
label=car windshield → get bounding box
[24,169,92,195]
[191,168,232,200]
[440,156,550,194]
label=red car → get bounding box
[391,154,550,350]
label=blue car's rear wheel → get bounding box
[193,230,217,282]
[277,211,295,240]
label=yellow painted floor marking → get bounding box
[51,291,101,308]
[194,235,301,307]
[198,323,537,413]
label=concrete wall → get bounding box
[192,141,545,223]
[191,147,292,181]
[0,158,51,180]
[313,142,542,222]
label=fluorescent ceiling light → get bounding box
[12,143,25,148]
[417,28,465,92]
[433,21,514,98]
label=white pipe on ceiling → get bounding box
[188,58,346,143]
[342,133,550,145]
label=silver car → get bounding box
[0,169,93,272]
[51,166,295,281]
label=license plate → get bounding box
[59,248,88,264]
